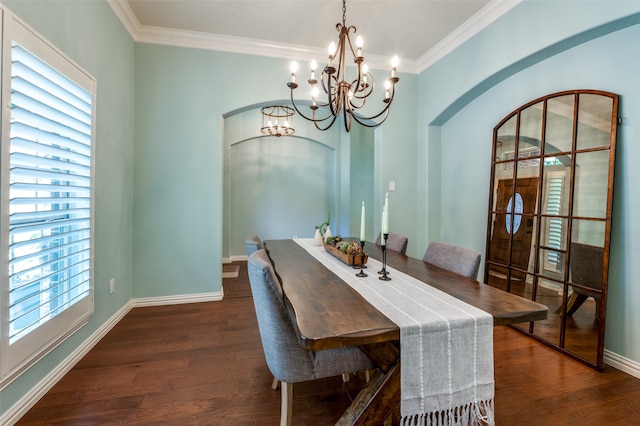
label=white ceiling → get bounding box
[110,0,519,73]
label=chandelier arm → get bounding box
[319,72,331,96]
[355,81,399,122]
[348,89,367,110]
[326,71,340,118]
[343,102,352,132]
[349,71,374,112]
[356,99,393,123]
[314,113,340,131]
[351,86,373,100]
[289,90,335,124]
[336,26,348,88]
[349,87,397,125]
[342,89,353,132]
[351,107,390,128]
[348,28,366,94]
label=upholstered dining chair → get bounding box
[422,241,482,280]
[245,234,264,256]
[247,249,374,426]
[564,242,604,319]
[374,232,408,255]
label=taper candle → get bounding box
[383,193,389,234]
[381,206,388,239]
[360,201,366,242]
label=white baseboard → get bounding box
[1,301,134,426]
[223,255,247,263]
[1,291,223,426]
[604,349,640,379]
[131,291,223,308]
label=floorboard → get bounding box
[15,261,640,425]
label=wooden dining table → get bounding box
[264,239,548,425]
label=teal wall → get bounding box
[3,0,640,419]
[133,43,417,297]
[349,125,375,243]
[223,109,341,258]
[1,0,135,414]
[418,1,640,364]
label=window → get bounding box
[1,14,96,386]
[542,172,565,272]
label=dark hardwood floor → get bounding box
[15,261,640,425]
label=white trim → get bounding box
[106,0,519,75]
[130,291,223,308]
[604,349,640,380]
[0,291,224,425]
[416,0,521,72]
[0,301,133,426]
[105,0,141,39]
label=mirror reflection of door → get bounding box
[484,90,618,371]
[488,178,538,292]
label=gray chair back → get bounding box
[374,232,408,255]
[570,242,603,294]
[245,235,264,256]
[247,250,374,383]
[422,241,481,280]
[247,250,316,383]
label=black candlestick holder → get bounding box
[378,233,391,281]
[355,240,367,277]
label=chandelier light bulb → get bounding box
[362,63,369,84]
[328,42,337,56]
[384,80,391,100]
[356,35,363,57]
[328,42,337,67]
[391,55,399,79]
[290,61,298,83]
[310,59,317,81]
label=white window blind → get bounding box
[1,15,95,386]
[543,173,565,271]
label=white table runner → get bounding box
[294,238,495,426]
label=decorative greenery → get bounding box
[315,211,331,235]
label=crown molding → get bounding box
[108,0,518,75]
[417,0,522,72]
[106,0,140,37]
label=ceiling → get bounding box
[113,0,517,73]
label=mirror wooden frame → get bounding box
[484,89,618,370]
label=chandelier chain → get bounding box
[342,0,346,27]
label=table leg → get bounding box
[335,363,400,425]
[336,341,400,425]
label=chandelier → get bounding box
[286,0,399,132]
[260,105,295,137]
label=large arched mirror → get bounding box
[485,90,618,370]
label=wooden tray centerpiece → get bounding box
[324,236,368,266]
